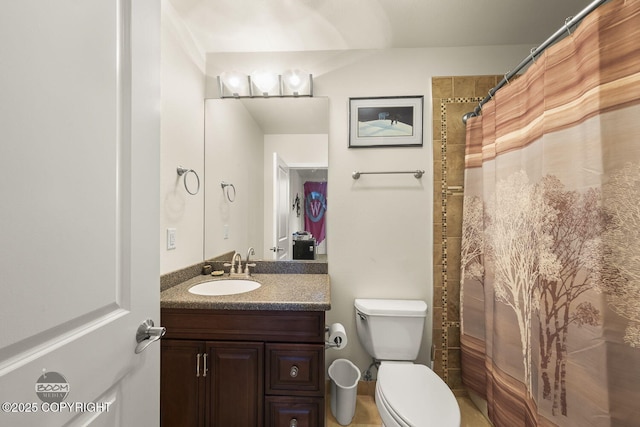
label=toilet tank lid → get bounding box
[354,299,427,317]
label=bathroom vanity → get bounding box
[160,272,330,427]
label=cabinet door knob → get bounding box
[289,418,298,427]
[289,365,299,378]
[196,353,201,377]
[203,353,208,377]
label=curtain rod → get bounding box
[462,0,608,124]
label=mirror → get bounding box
[204,97,329,262]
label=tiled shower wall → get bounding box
[431,76,501,396]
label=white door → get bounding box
[272,153,290,260]
[0,1,160,426]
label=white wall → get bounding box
[160,1,206,274]
[204,100,264,259]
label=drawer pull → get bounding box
[290,418,298,427]
[196,353,201,377]
[203,353,208,377]
[289,365,299,378]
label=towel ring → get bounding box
[221,181,236,202]
[177,166,200,195]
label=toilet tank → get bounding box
[354,299,427,361]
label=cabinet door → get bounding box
[161,340,206,427]
[207,341,264,427]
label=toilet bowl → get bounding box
[354,299,460,427]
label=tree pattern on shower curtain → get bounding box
[465,174,605,416]
[536,177,602,416]
[486,171,556,397]
[459,1,640,426]
[463,166,640,423]
[598,163,640,349]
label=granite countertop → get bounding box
[161,273,331,311]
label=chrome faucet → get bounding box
[231,252,242,275]
[244,247,256,275]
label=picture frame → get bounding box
[348,96,424,148]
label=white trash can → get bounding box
[328,358,361,426]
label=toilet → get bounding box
[354,299,460,427]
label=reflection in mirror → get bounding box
[204,97,329,263]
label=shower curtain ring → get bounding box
[504,72,510,84]
[530,47,537,62]
[564,16,574,35]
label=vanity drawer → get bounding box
[266,343,324,396]
[265,396,324,427]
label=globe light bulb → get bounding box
[283,69,309,94]
[251,71,279,96]
[220,71,249,96]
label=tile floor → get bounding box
[325,383,493,427]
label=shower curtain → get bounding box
[460,1,640,426]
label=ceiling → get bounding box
[167,0,595,54]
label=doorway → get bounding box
[288,167,328,261]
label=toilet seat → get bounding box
[376,362,460,427]
[376,383,411,427]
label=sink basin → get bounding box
[188,279,261,296]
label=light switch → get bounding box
[167,228,176,250]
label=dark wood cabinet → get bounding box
[207,342,264,426]
[161,309,325,427]
[161,340,205,427]
[161,340,263,427]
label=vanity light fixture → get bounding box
[282,69,311,96]
[217,69,313,99]
[219,71,250,97]
[250,70,280,97]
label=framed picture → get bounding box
[349,96,424,148]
